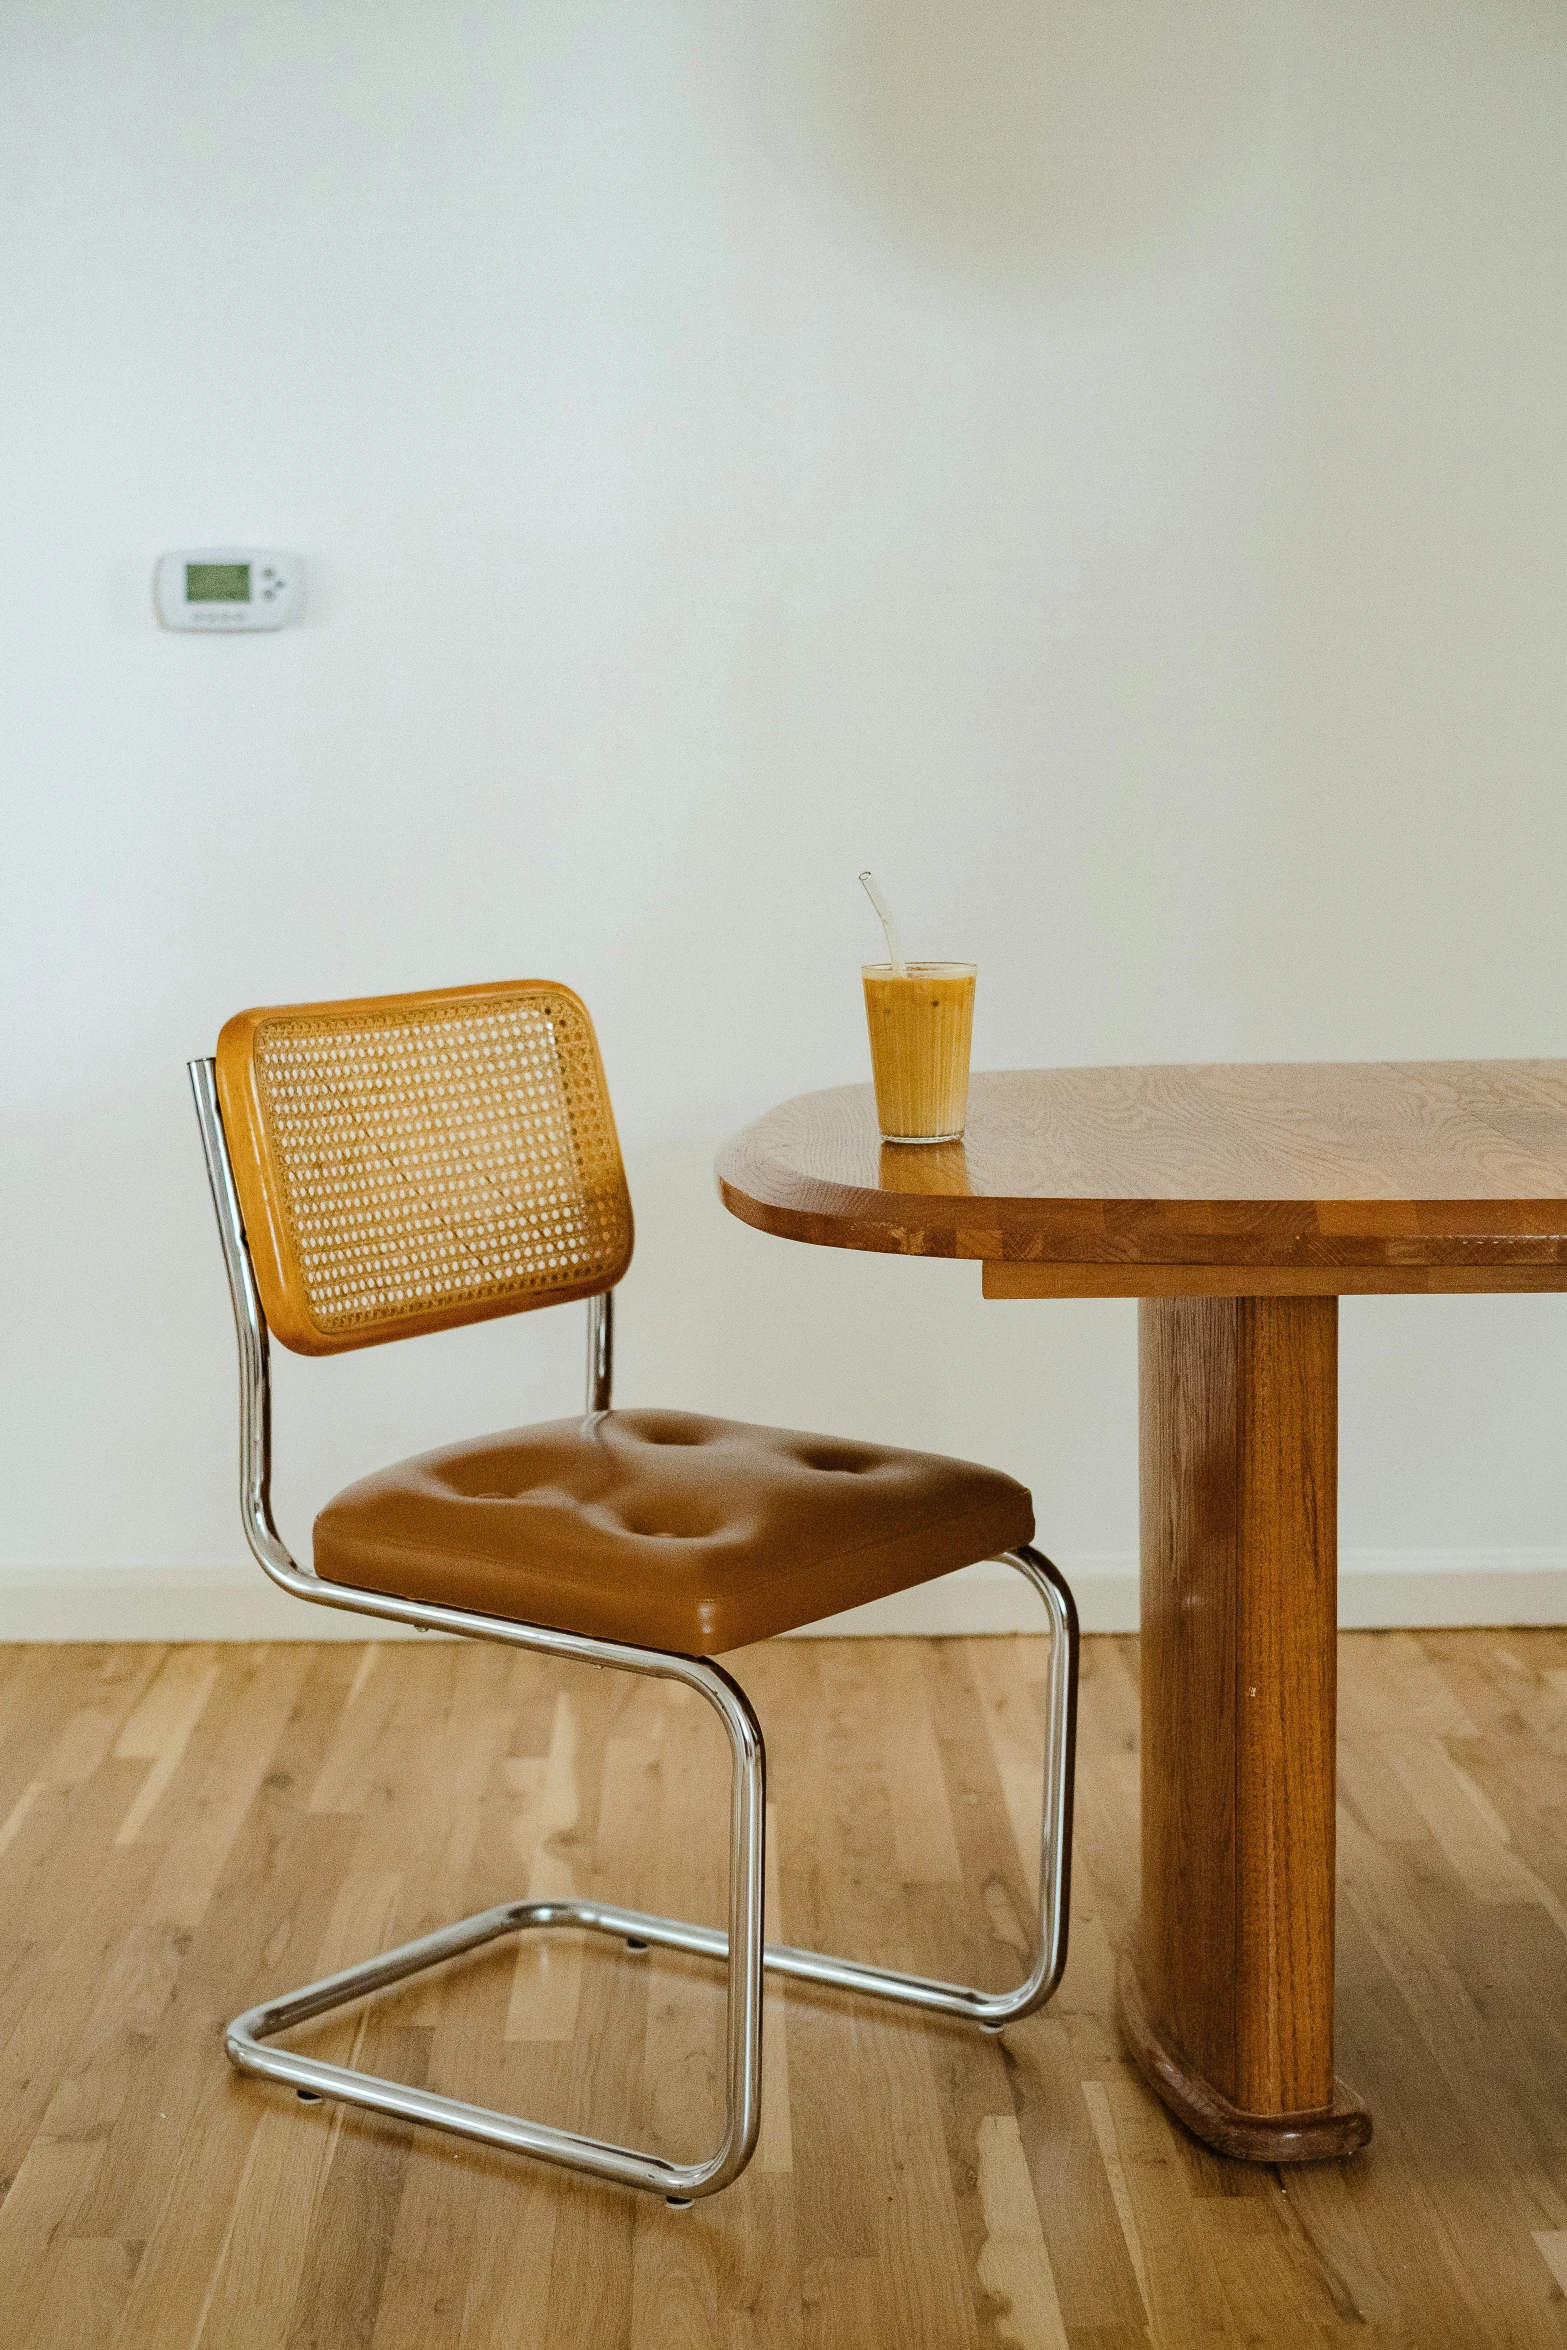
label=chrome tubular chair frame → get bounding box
[190,1058,1079,2203]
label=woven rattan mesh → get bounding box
[246,988,631,1345]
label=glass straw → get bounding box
[858,870,907,977]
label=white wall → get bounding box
[5,0,1567,1637]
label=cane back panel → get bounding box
[215,980,634,1355]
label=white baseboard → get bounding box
[799,1557,1138,1637]
[4,1550,1567,1642]
[801,1548,1567,1636]
[0,1564,435,1644]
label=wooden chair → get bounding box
[190,979,1078,2204]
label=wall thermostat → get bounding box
[155,548,301,632]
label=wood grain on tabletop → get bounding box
[715,1062,1567,1284]
[5,1631,1567,2346]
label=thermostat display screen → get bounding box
[186,562,251,603]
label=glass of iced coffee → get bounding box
[862,962,976,1143]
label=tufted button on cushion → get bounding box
[313,1410,1034,1655]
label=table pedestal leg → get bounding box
[1117,1296,1372,2163]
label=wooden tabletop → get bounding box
[715,1061,1567,1299]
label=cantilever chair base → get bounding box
[224,1544,1077,2205]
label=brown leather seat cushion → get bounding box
[314,1410,1034,1656]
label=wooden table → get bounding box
[716,1060,1567,2163]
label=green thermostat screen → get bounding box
[186,562,251,602]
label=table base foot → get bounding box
[1116,1951,1372,2164]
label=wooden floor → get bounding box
[4,1630,1567,2348]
